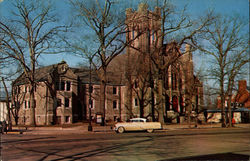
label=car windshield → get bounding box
[130,119,144,122]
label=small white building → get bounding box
[205,108,248,124]
[0,100,9,121]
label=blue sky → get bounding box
[0,0,249,69]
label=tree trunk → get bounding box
[29,87,36,126]
[101,82,106,122]
[126,81,133,119]
[15,116,19,126]
[228,97,232,127]
[139,99,144,118]
[151,83,155,122]
[118,86,122,121]
[220,94,226,127]
[99,69,107,124]
[158,79,164,124]
[187,101,192,128]
[227,88,233,127]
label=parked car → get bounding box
[114,118,162,133]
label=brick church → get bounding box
[11,4,203,125]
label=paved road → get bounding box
[1,128,250,161]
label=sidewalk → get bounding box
[10,123,113,135]
[162,123,250,130]
[6,123,250,135]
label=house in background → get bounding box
[233,80,250,108]
[215,80,250,123]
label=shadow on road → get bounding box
[1,136,56,144]
[36,136,155,161]
[159,152,250,161]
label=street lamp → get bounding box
[88,99,92,131]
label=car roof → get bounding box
[130,118,146,121]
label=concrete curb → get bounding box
[9,123,249,135]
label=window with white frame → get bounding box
[56,80,71,91]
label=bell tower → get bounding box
[125,3,161,54]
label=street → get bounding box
[1,128,250,161]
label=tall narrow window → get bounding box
[113,100,117,109]
[61,81,65,91]
[134,98,138,107]
[57,99,62,107]
[132,30,135,39]
[16,86,20,94]
[113,87,117,95]
[66,81,71,91]
[65,98,69,108]
[172,96,178,112]
[150,30,155,44]
[24,100,27,109]
[134,81,138,88]
[65,116,70,123]
[89,85,93,93]
[34,99,36,108]
[179,77,182,90]
[89,99,93,108]
[172,74,177,90]
[55,82,59,90]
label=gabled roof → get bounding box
[12,64,58,86]
[13,61,126,87]
[71,68,100,84]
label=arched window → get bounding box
[180,95,184,114]
[172,96,178,112]
[165,95,170,111]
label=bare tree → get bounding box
[132,54,152,118]
[126,1,214,124]
[154,1,215,124]
[70,0,129,124]
[192,15,249,127]
[0,0,67,126]
[0,53,23,126]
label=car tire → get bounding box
[147,129,154,133]
[117,127,125,133]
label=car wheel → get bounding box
[117,127,125,133]
[147,129,154,133]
